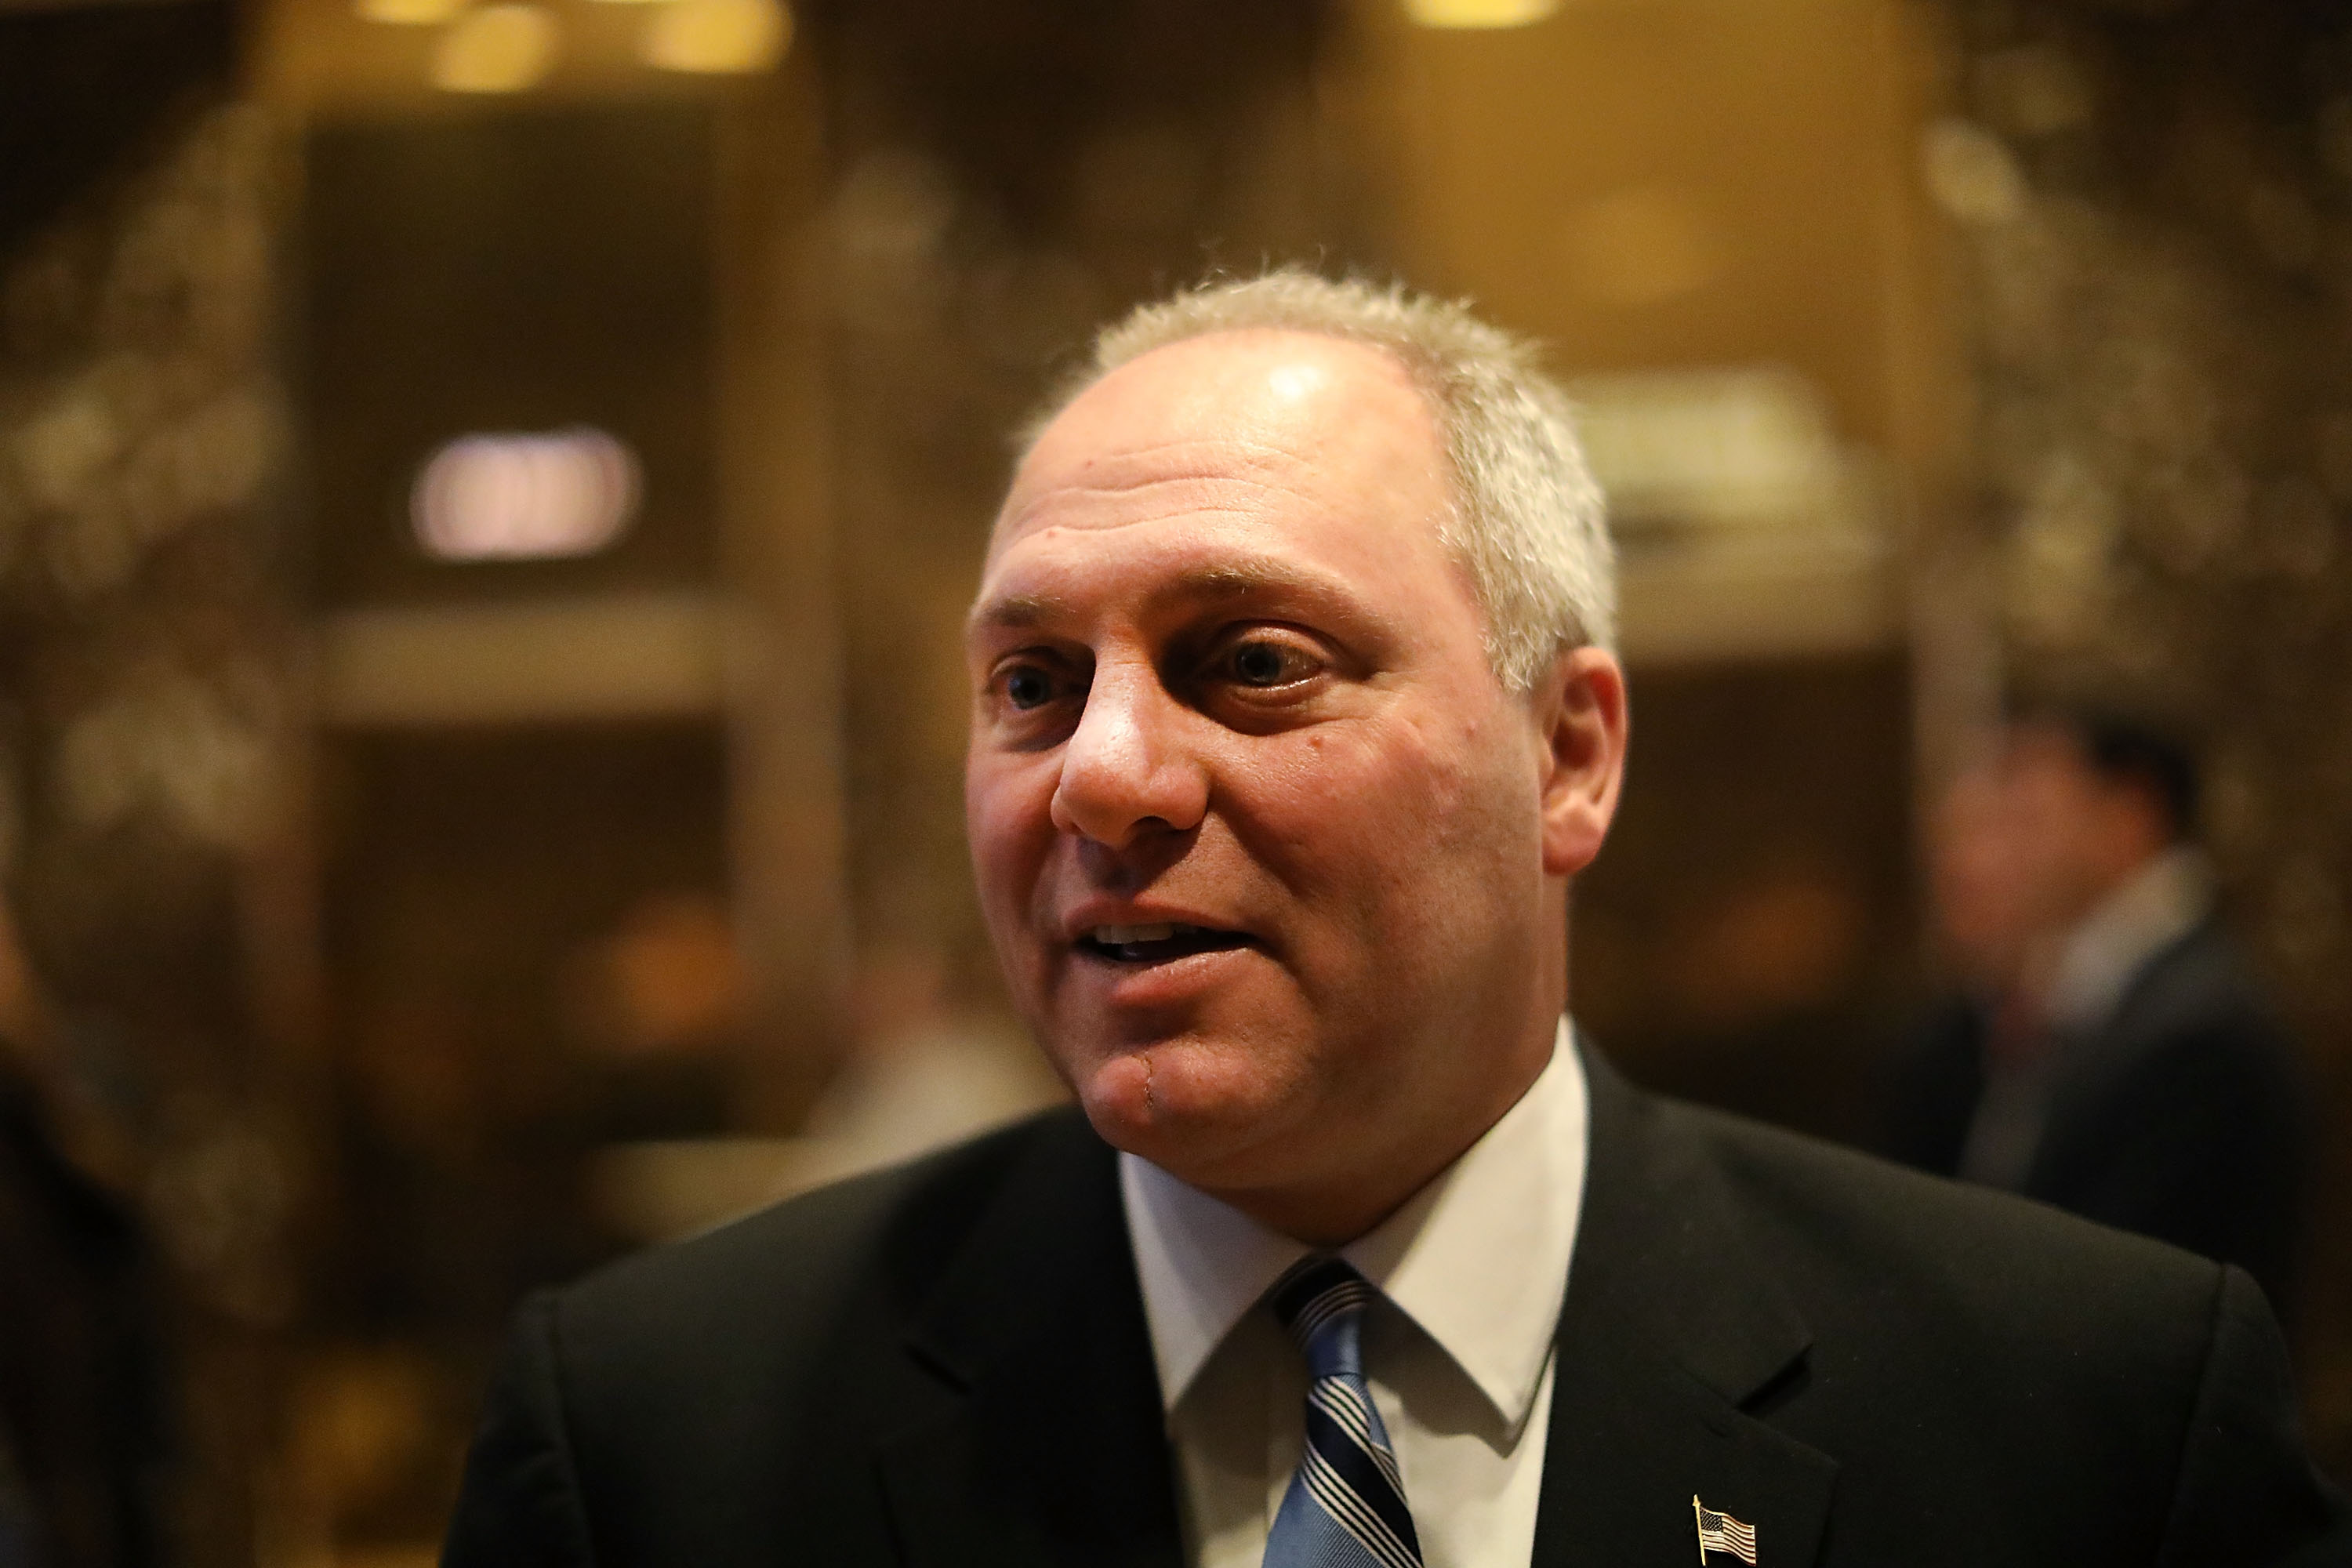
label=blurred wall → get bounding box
[1359,0,1952,466]
[1,5,307,1562]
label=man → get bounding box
[1887,705,2311,1315]
[443,274,2350,1566]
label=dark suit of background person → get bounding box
[446,277,2350,1567]
[1888,919,2308,1312]
[442,1046,2350,1568]
[1886,708,2312,1317]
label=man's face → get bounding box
[1932,721,2173,989]
[964,329,1606,1221]
[1929,752,2054,988]
[1998,723,2166,924]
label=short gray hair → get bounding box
[1028,270,1616,686]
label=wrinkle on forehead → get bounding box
[1037,434,1308,484]
[993,431,1326,547]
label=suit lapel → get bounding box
[877,1112,1183,1568]
[1532,1050,1839,1567]
[872,1061,1840,1568]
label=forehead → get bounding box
[1017,328,1436,492]
[978,330,1454,612]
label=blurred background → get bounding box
[2,0,2350,1560]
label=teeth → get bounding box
[1093,923,1184,945]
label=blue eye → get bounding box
[1004,666,1054,709]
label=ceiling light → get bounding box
[1405,0,1557,27]
[358,0,466,25]
[411,427,640,561]
[641,0,789,74]
[431,3,560,93]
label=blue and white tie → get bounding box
[1262,1257,1425,1568]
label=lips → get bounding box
[1074,921,1257,964]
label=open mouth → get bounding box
[1075,922,1256,964]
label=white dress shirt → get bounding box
[2040,845,2212,1033]
[1120,1021,1589,1568]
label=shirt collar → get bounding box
[1120,1018,1588,1434]
[2042,846,2212,1032]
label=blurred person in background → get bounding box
[786,939,1064,1192]
[0,882,172,1568]
[1887,702,2311,1316]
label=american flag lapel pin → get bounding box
[1692,1496,1758,1565]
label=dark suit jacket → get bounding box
[1886,920,2311,1312]
[444,1048,2350,1566]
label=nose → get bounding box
[1049,661,1209,848]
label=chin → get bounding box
[1065,1034,1304,1185]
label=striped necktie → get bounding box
[1263,1257,1425,1568]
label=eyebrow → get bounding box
[967,560,1327,637]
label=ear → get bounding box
[1534,646,1629,879]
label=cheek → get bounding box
[965,757,1058,926]
[1246,711,1532,922]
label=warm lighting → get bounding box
[1563,368,1852,534]
[410,427,639,561]
[1404,0,1556,27]
[1559,185,1721,308]
[430,3,559,93]
[1920,118,2027,227]
[641,0,789,74]
[356,0,464,26]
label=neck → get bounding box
[1224,1012,1562,1247]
